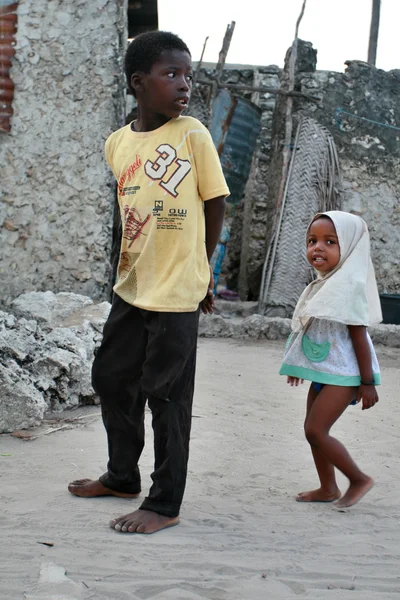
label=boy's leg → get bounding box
[68,295,148,498]
[110,309,199,533]
[304,385,374,507]
[297,384,341,502]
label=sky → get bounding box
[158,0,399,73]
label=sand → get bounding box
[1,339,399,600]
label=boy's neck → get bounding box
[133,108,172,133]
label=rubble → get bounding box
[201,301,400,346]
[0,292,110,433]
[0,294,398,433]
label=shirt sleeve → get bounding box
[104,134,117,179]
[190,123,230,201]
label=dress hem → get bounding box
[279,363,381,386]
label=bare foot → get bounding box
[333,477,374,508]
[296,487,341,503]
[68,479,140,499]
[110,509,179,534]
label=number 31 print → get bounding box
[144,144,191,198]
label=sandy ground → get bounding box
[1,339,399,600]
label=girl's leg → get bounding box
[305,385,374,508]
[297,384,341,502]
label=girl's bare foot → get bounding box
[110,509,179,534]
[296,487,341,503]
[333,476,374,508]
[68,478,140,498]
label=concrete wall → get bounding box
[0,0,127,304]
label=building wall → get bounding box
[236,49,400,300]
[0,0,127,303]
[235,67,280,298]
[298,61,400,294]
[2,23,398,305]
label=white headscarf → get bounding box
[291,211,382,332]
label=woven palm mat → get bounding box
[260,116,341,317]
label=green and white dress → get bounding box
[279,318,381,387]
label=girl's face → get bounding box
[306,217,340,273]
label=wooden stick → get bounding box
[215,21,236,84]
[259,0,307,314]
[209,21,236,118]
[367,0,381,65]
[275,0,307,215]
[193,36,209,85]
[197,79,319,101]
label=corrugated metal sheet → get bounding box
[209,89,261,290]
[211,88,261,206]
[0,1,18,133]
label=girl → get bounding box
[280,211,381,508]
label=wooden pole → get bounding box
[197,80,320,102]
[258,0,307,313]
[215,21,236,84]
[258,0,307,314]
[209,21,236,114]
[367,0,381,66]
[275,0,307,215]
[193,36,209,85]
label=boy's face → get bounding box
[132,50,193,119]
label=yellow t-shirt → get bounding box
[105,116,230,312]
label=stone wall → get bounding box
[239,45,400,299]
[0,0,127,304]
[235,67,281,298]
[2,26,398,306]
[297,59,400,294]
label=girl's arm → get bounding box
[348,325,379,410]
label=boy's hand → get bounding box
[200,266,215,315]
[287,376,304,386]
[357,384,379,410]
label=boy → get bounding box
[68,31,229,534]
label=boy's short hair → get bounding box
[125,31,191,94]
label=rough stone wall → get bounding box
[236,67,281,298]
[245,46,400,300]
[297,60,400,294]
[0,0,127,304]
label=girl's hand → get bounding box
[287,376,304,386]
[357,384,379,410]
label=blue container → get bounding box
[380,294,400,325]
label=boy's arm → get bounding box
[348,325,379,410]
[204,196,226,261]
[200,196,226,315]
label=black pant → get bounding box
[92,294,199,518]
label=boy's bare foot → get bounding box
[68,479,140,499]
[110,509,179,534]
[333,477,374,508]
[296,487,341,502]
